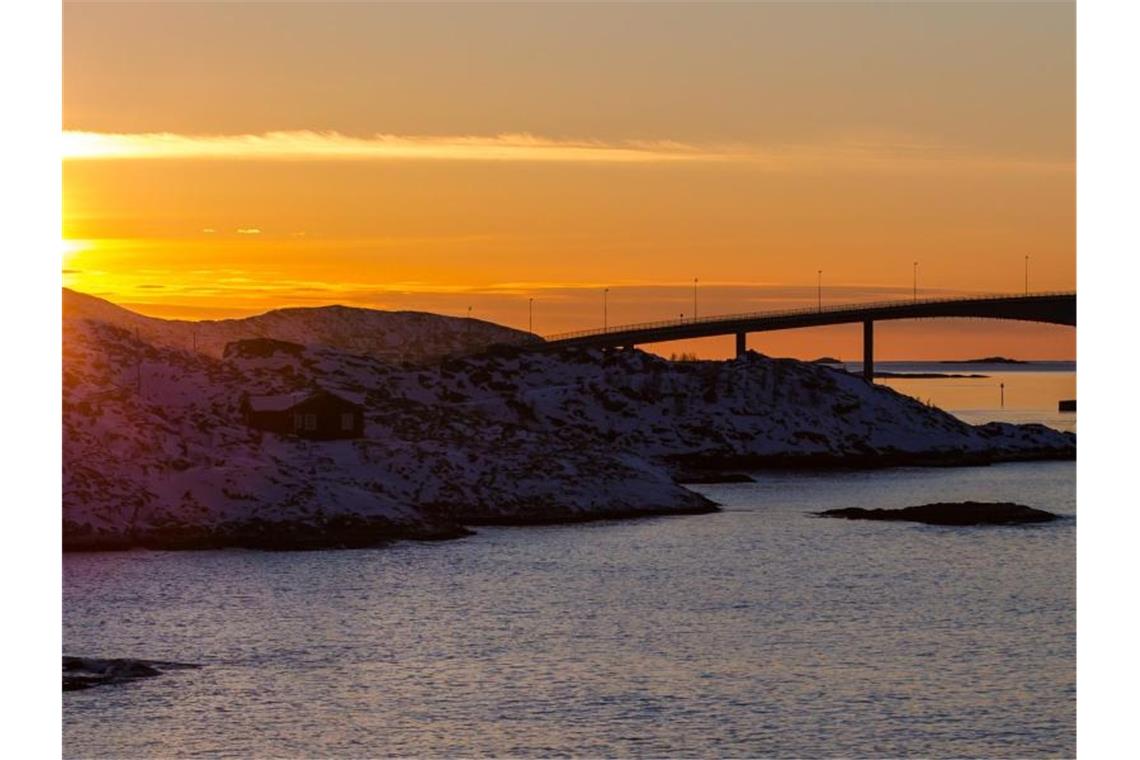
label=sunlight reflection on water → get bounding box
[64,457,1074,758]
[877,364,1076,433]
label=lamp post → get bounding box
[817,270,822,312]
[603,288,609,331]
[913,261,918,302]
[1025,254,1030,295]
[528,297,534,333]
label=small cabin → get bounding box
[241,389,365,440]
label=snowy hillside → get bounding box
[426,348,1075,471]
[63,291,1074,551]
[63,288,539,363]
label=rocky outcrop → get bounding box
[63,657,200,691]
[816,501,1060,526]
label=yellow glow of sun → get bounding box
[61,239,92,272]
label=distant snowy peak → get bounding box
[63,288,540,363]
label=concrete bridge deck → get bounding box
[540,291,1076,380]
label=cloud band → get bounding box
[61,130,1070,172]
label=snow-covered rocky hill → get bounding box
[63,288,539,362]
[62,290,1074,551]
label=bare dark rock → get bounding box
[816,501,1060,526]
[63,657,200,691]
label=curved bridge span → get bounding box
[541,292,1075,380]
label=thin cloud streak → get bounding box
[61,130,1072,173]
[63,131,724,164]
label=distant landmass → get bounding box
[941,356,1028,364]
[810,356,844,364]
[874,371,989,379]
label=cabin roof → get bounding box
[245,388,364,412]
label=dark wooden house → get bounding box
[241,389,365,440]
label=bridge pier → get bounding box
[863,320,874,381]
[735,332,747,358]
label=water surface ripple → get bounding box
[65,461,1074,758]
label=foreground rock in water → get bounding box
[817,501,1061,526]
[63,289,1074,551]
[63,657,200,691]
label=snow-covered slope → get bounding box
[436,348,1074,470]
[63,302,710,550]
[63,292,1074,551]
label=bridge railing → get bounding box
[543,291,1075,342]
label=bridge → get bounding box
[541,291,1076,380]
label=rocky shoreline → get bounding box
[667,443,1075,475]
[422,498,720,528]
[63,515,470,552]
[64,500,720,552]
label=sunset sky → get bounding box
[63,1,1075,359]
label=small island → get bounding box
[941,356,1028,365]
[816,501,1059,526]
[64,657,200,691]
[874,371,989,379]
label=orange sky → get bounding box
[62,1,1075,359]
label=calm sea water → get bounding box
[63,364,1075,758]
[869,361,1075,433]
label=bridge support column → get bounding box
[735,332,747,358]
[862,320,874,382]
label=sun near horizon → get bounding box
[62,1,1074,360]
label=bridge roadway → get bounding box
[540,292,1076,380]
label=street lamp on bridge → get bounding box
[1025,254,1030,295]
[693,277,699,321]
[603,288,610,331]
[528,297,534,334]
[817,270,822,313]
[913,261,918,302]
